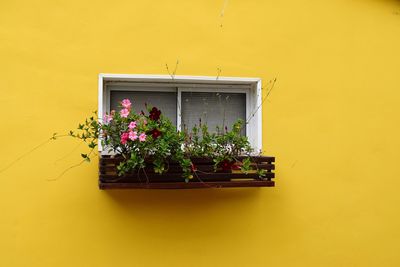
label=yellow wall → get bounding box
[1,0,400,266]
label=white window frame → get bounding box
[98,74,262,152]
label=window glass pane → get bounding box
[181,92,246,135]
[110,90,177,126]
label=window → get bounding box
[98,74,262,152]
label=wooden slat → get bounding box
[99,180,275,189]
[237,156,275,163]
[99,164,219,173]
[99,172,274,182]
[256,163,275,170]
[99,163,275,173]
[99,155,275,165]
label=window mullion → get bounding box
[245,90,250,138]
[177,87,182,131]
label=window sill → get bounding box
[99,155,275,189]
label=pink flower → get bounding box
[120,132,129,145]
[120,108,129,118]
[129,131,138,141]
[103,113,113,123]
[121,99,132,109]
[139,133,147,142]
[143,119,147,125]
[128,121,137,129]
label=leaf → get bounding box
[241,157,251,174]
[51,133,58,140]
[257,169,267,178]
[88,141,96,149]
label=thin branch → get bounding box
[47,159,86,181]
[165,60,179,80]
[216,67,222,80]
[165,64,172,78]
[54,141,84,165]
[245,78,277,125]
[172,60,179,77]
[142,168,150,188]
[47,147,95,181]
[0,134,70,175]
[219,0,229,27]
[193,170,214,188]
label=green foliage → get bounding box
[81,153,90,162]
[257,168,267,178]
[183,119,253,172]
[71,99,258,180]
[241,157,251,174]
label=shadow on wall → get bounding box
[103,187,262,211]
[99,188,276,238]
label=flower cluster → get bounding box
[72,98,257,180]
[149,107,161,121]
[106,99,148,145]
[98,99,191,177]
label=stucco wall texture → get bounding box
[1,0,400,266]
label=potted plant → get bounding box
[70,98,275,189]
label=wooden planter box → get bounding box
[99,155,275,189]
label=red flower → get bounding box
[150,129,162,139]
[149,107,161,121]
[231,163,241,170]
[220,159,234,171]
